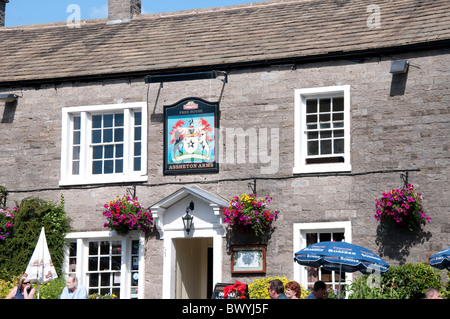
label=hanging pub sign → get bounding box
[163,97,219,175]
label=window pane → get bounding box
[134,157,141,171]
[332,112,344,122]
[73,131,80,145]
[307,132,318,140]
[134,142,141,156]
[320,233,331,242]
[72,161,80,175]
[319,98,331,113]
[320,140,332,155]
[89,274,99,287]
[92,130,101,144]
[73,116,81,130]
[306,99,317,113]
[115,144,123,158]
[101,273,110,286]
[112,256,121,270]
[89,242,99,255]
[104,160,114,174]
[115,160,123,173]
[135,112,142,126]
[333,97,344,112]
[112,241,121,254]
[89,257,98,271]
[93,161,102,174]
[319,113,330,123]
[104,145,114,159]
[115,113,124,127]
[104,114,113,128]
[92,115,102,129]
[334,139,344,153]
[73,146,80,160]
[307,141,318,156]
[100,257,110,271]
[103,129,113,143]
[100,241,110,255]
[320,131,331,139]
[93,146,102,159]
[134,127,141,141]
[306,114,317,124]
[114,128,124,142]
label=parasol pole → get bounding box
[338,264,342,299]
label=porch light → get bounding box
[182,201,194,234]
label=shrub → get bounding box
[347,263,445,299]
[0,195,71,279]
[39,276,66,299]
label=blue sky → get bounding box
[4,0,256,26]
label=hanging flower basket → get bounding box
[374,184,431,232]
[103,196,153,236]
[223,193,279,238]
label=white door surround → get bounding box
[150,185,229,298]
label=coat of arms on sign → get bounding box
[164,98,219,174]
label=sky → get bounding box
[4,0,257,27]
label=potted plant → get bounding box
[374,184,430,231]
[103,196,153,236]
[223,193,278,238]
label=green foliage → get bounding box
[38,276,66,299]
[0,195,71,279]
[347,263,445,299]
[248,276,308,299]
[0,270,19,299]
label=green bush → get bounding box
[38,276,66,299]
[348,263,446,299]
[0,194,71,280]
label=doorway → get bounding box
[175,237,213,299]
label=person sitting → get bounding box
[5,274,36,299]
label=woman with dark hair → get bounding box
[5,274,35,299]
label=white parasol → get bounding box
[24,227,58,298]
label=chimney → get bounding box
[0,0,8,27]
[108,0,141,24]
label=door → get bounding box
[175,237,213,299]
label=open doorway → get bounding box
[175,237,213,299]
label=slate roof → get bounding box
[1,0,450,85]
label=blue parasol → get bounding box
[294,241,390,298]
[429,247,450,270]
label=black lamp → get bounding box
[182,201,194,234]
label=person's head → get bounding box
[66,274,79,290]
[285,281,301,299]
[425,288,442,299]
[18,275,31,290]
[268,279,285,299]
[312,280,327,299]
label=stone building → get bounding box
[0,0,449,299]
